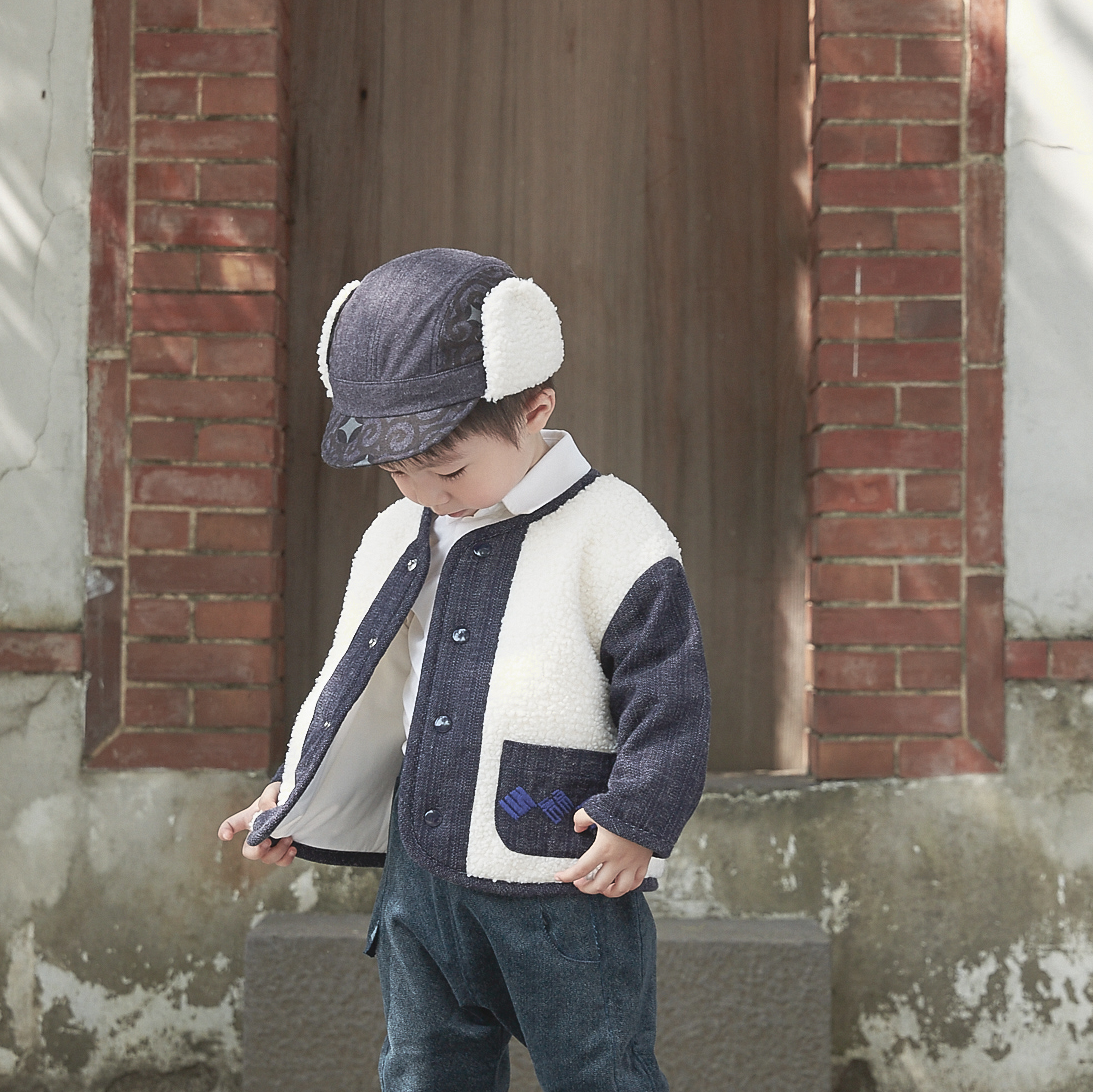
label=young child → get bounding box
[218,248,710,1090]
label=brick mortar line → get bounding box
[134,71,280,81]
[134,157,280,164]
[820,250,963,257]
[820,294,963,301]
[134,113,283,121]
[130,594,279,599]
[814,689,962,695]
[819,207,961,216]
[133,203,281,210]
[819,34,964,41]
[816,380,962,386]
[819,119,963,126]
[822,75,961,84]
[817,151,961,158]
[135,28,280,35]
[131,286,282,292]
[812,422,962,430]
[818,337,962,343]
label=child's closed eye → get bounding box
[441,467,467,480]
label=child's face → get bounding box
[381,390,554,517]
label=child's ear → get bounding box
[524,388,556,434]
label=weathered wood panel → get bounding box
[286,0,810,770]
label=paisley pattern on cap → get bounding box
[443,276,492,368]
[321,402,478,468]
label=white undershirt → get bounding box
[401,429,592,740]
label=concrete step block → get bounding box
[244,913,830,1092]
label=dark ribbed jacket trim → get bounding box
[292,843,387,868]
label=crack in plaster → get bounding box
[1011,137,1082,152]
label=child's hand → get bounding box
[554,808,653,897]
[217,781,297,866]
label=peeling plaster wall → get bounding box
[649,682,1093,1091]
[0,0,92,628]
[0,678,378,1090]
[1004,0,1093,638]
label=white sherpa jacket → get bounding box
[248,469,710,895]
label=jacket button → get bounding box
[472,544,491,558]
[423,809,442,828]
[433,715,452,733]
[407,558,418,571]
[368,637,377,648]
[452,628,468,643]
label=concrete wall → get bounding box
[1004,0,1093,638]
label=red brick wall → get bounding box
[808,0,1011,778]
[59,0,1093,774]
[81,0,290,770]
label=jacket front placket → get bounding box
[398,516,529,878]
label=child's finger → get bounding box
[267,839,297,867]
[572,859,614,893]
[555,846,603,884]
[217,811,252,841]
[241,838,270,861]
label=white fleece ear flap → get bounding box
[316,280,361,399]
[480,277,563,402]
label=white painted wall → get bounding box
[0,0,92,628]
[1005,0,1093,638]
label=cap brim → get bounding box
[321,400,478,468]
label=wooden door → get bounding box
[285,0,811,771]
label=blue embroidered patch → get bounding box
[499,786,575,825]
[499,786,537,820]
[538,790,574,825]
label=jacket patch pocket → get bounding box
[495,740,614,859]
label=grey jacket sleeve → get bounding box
[579,557,710,857]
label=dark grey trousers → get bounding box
[368,794,668,1092]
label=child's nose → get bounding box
[419,485,451,509]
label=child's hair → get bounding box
[395,380,555,467]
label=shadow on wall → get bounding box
[0,0,89,630]
[1004,0,1093,638]
[833,1059,878,1092]
[0,2,71,479]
